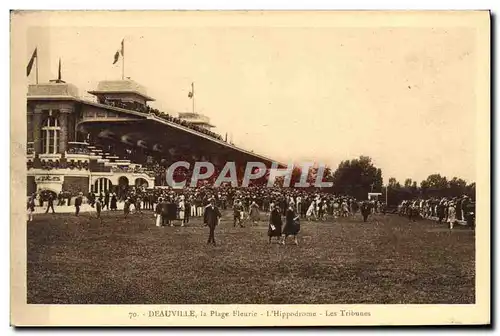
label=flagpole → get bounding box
[122,48,125,80]
[35,51,39,84]
[192,82,195,113]
[385,185,388,205]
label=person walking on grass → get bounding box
[27,195,35,222]
[178,195,186,227]
[448,201,457,230]
[110,193,118,211]
[268,204,283,244]
[123,198,131,218]
[155,197,163,227]
[306,199,317,221]
[184,197,191,225]
[44,193,55,214]
[104,191,110,210]
[204,198,222,246]
[233,199,244,227]
[249,200,260,225]
[95,198,102,220]
[281,204,300,245]
[360,201,371,223]
[135,195,143,214]
[74,192,83,216]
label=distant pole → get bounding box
[35,51,39,84]
[385,185,388,204]
[192,82,195,113]
[58,58,61,81]
[121,38,125,80]
[122,49,125,80]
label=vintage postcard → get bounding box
[10,10,490,326]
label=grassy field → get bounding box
[27,209,475,304]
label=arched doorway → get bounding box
[93,178,113,194]
[135,178,149,189]
[117,176,129,199]
[118,176,129,187]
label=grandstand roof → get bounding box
[28,82,80,100]
[88,79,155,101]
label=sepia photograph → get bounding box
[10,10,490,326]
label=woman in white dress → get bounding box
[249,201,260,224]
[306,200,317,221]
[178,196,186,227]
[448,202,457,230]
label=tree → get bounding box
[331,156,383,199]
[448,177,467,197]
[465,182,476,198]
[404,178,413,188]
[388,177,398,188]
[421,174,448,197]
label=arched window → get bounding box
[41,116,60,154]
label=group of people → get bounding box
[26,191,86,220]
[27,159,90,171]
[27,183,392,246]
[99,98,224,141]
[398,195,475,229]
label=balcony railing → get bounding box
[67,141,91,155]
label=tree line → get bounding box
[288,156,475,205]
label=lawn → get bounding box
[27,209,475,304]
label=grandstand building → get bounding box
[26,78,275,197]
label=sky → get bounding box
[26,15,478,184]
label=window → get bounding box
[41,116,60,154]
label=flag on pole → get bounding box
[27,48,37,76]
[58,58,62,81]
[188,82,194,98]
[112,39,124,64]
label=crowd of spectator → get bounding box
[28,159,90,171]
[100,98,224,141]
[110,165,156,178]
[398,196,475,228]
[67,147,91,155]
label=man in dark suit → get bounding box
[104,192,110,210]
[74,193,83,216]
[360,201,371,222]
[204,198,222,246]
[45,194,55,214]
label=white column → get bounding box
[53,130,58,154]
[45,129,50,154]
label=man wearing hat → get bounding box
[204,198,222,246]
[74,192,83,216]
[360,200,371,222]
[233,199,244,227]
